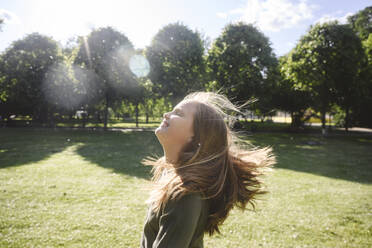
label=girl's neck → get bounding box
[163,144,181,164]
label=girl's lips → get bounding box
[160,120,169,128]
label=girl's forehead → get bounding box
[176,100,198,113]
[178,100,199,107]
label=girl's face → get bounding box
[155,100,196,148]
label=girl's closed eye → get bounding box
[174,109,183,116]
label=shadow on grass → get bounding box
[0,128,73,168]
[245,132,372,184]
[2,128,371,184]
[0,128,162,179]
[75,130,162,179]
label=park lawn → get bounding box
[0,128,371,248]
[59,122,160,129]
[7,118,161,129]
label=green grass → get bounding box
[4,118,161,129]
[0,128,371,247]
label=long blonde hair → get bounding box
[143,92,275,235]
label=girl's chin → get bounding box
[155,126,168,134]
[155,127,170,145]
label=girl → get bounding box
[141,92,275,248]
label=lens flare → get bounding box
[129,55,150,77]
[83,36,92,68]
[42,63,95,111]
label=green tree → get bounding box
[347,7,372,128]
[351,33,372,128]
[277,55,312,128]
[74,27,136,129]
[42,62,86,123]
[284,22,364,132]
[207,22,278,112]
[331,25,365,131]
[348,6,372,41]
[139,79,156,124]
[0,33,63,123]
[146,22,206,106]
[364,34,372,62]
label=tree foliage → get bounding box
[283,22,364,131]
[0,33,62,122]
[42,62,85,118]
[146,22,206,106]
[74,27,136,129]
[207,22,278,114]
[1,7,371,129]
[351,31,372,127]
[277,55,312,128]
[348,6,372,41]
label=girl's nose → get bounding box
[163,112,169,119]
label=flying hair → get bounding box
[143,91,275,235]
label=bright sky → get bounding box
[0,0,371,56]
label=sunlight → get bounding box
[42,63,88,111]
[30,0,165,48]
[129,55,150,77]
[83,36,92,67]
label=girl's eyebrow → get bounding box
[173,108,185,114]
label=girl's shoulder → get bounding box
[163,192,208,214]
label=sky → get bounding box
[0,0,371,56]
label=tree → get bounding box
[348,6,372,41]
[277,55,312,128]
[207,22,278,114]
[0,33,63,123]
[347,7,372,128]
[331,25,365,131]
[146,22,206,106]
[74,27,136,129]
[139,78,156,124]
[351,33,372,128]
[364,34,372,62]
[42,62,86,124]
[284,22,364,133]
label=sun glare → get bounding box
[30,0,165,49]
[129,55,150,78]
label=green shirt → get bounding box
[141,193,209,248]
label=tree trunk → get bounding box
[345,106,349,132]
[40,104,48,126]
[104,93,109,130]
[5,113,11,127]
[68,112,74,128]
[144,102,149,124]
[321,110,327,136]
[96,112,101,122]
[290,111,303,129]
[82,112,87,128]
[48,107,55,128]
[290,112,294,128]
[135,102,139,128]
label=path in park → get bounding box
[307,123,372,134]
